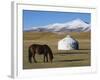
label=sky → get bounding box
[23,10,91,30]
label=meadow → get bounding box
[23,32,91,69]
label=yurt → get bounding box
[58,35,79,50]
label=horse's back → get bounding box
[30,44,45,54]
[30,44,41,47]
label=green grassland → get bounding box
[23,32,91,69]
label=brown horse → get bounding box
[28,44,53,63]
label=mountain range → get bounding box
[24,19,91,32]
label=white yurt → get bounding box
[58,35,79,50]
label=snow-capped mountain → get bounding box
[24,19,90,32]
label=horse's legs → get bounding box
[29,56,32,63]
[46,55,48,62]
[43,55,45,62]
[33,56,37,63]
[44,54,48,62]
[33,53,37,63]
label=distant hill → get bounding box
[24,19,90,32]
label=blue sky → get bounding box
[23,10,91,30]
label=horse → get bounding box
[28,44,53,63]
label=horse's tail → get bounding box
[45,45,53,62]
[28,46,32,63]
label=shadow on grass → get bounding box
[79,49,90,50]
[56,52,89,55]
[55,59,85,62]
[54,49,90,55]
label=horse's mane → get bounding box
[43,44,53,60]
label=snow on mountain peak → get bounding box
[25,18,90,32]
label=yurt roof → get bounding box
[60,35,77,43]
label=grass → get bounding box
[23,32,91,69]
